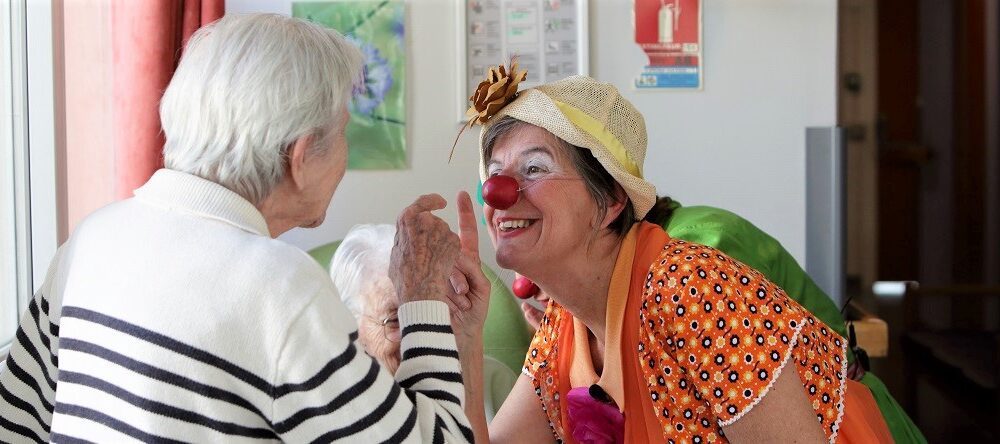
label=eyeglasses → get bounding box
[375,314,401,343]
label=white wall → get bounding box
[227,0,838,266]
[590,0,837,263]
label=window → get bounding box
[1,0,58,351]
[1,0,27,350]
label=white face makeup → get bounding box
[487,146,589,200]
[487,147,563,182]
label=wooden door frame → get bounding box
[838,0,879,298]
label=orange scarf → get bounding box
[550,222,669,442]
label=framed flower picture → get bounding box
[294,0,407,170]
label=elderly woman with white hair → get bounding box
[0,13,488,443]
[331,224,403,372]
[331,224,517,422]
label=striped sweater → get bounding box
[0,169,473,443]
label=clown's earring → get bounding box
[512,275,540,299]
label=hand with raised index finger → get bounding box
[446,191,492,337]
[389,194,461,306]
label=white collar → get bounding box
[133,169,270,237]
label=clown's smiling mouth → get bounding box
[497,219,536,232]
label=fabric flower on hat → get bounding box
[449,59,527,161]
[566,385,625,444]
[466,60,527,125]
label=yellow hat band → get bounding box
[552,100,642,179]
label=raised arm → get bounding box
[272,194,475,442]
[271,296,474,442]
[448,191,492,442]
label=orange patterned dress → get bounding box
[523,222,891,443]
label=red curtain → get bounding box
[110,0,224,199]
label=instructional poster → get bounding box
[633,0,703,90]
[465,0,585,110]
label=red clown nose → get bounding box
[481,175,520,210]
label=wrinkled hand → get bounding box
[390,194,461,305]
[446,191,492,339]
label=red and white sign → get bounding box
[633,0,702,89]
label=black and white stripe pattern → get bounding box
[2,298,472,443]
[1,290,60,444]
[1,170,474,443]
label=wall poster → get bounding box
[460,0,588,121]
[633,0,703,90]
[294,0,407,169]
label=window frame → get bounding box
[1,0,59,353]
[1,0,26,352]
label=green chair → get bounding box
[307,240,342,274]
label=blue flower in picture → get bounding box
[391,8,404,42]
[292,0,406,170]
[349,36,394,116]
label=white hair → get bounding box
[160,13,364,204]
[330,224,397,318]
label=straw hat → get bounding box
[477,75,657,218]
